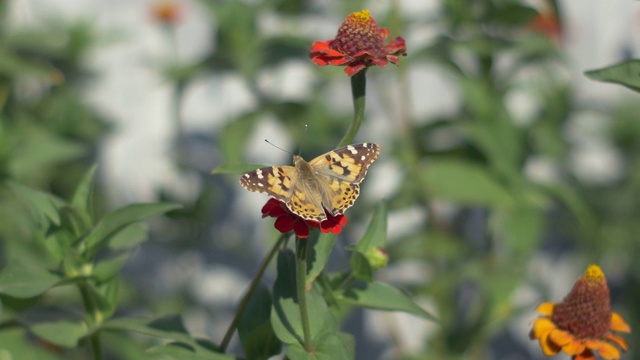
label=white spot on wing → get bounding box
[256,168,264,179]
[347,145,357,154]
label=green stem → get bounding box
[338,69,367,147]
[295,237,313,352]
[78,283,103,360]
[219,234,287,352]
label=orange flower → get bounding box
[530,265,631,360]
[309,10,407,77]
[529,8,562,44]
[150,0,183,25]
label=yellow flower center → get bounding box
[585,264,605,281]
[352,10,371,23]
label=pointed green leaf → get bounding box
[585,60,640,93]
[349,252,372,282]
[338,282,437,322]
[356,201,387,251]
[147,342,234,360]
[71,165,98,218]
[0,328,67,360]
[285,332,353,360]
[30,321,87,348]
[0,259,61,298]
[107,223,149,250]
[306,232,337,290]
[238,285,281,360]
[8,181,63,227]
[93,251,133,282]
[103,315,194,345]
[84,203,181,251]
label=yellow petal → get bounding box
[574,349,596,360]
[597,342,621,360]
[606,333,628,351]
[584,339,602,350]
[535,302,555,316]
[540,332,561,356]
[562,338,586,355]
[549,328,572,346]
[530,318,556,339]
[611,312,631,333]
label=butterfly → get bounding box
[240,143,380,222]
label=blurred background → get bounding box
[1,0,639,359]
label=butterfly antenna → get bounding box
[264,139,292,155]
[298,124,308,156]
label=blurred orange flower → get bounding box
[310,10,407,77]
[150,0,183,25]
[530,265,631,360]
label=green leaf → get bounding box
[285,332,353,360]
[93,251,133,282]
[211,163,267,175]
[355,201,387,252]
[103,315,197,345]
[84,203,181,251]
[71,164,98,221]
[0,259,61,298]
[30,321,87,348]
[305,232,337,290]
[349,252,372,282]
[147,342,234,360]
[338,282,437,322]
[107,223,149,250]
[105,315,233,359]
[0,328,66,360]
[8,181,63,227]
[585,60,640,93]
[238,285,281,360]
[271,250,336,346]
[420,160,515,208]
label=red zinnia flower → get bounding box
[530,265,631,360]
[261,198,347,239]
[529,8,562,45]
[310,9,407,77]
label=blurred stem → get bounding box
[219,233,287,352]
[295,237,313,352]
[338,69,367,147]
[79,283,103,360]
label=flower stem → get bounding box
[78,283,103,360]
[338,69,367,147]
[295,237,313,352]
[219,234,287,352]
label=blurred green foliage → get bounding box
[1,0,639,359]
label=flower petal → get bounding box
[535,302,555,316]
[274,216,295,233]
[611,312,631,333]
[606,333,628,351]
[584,339,603,351]
[574,349,596,360]
[549,329,572,346]
[562,338,586,355]
[597,342,621,360]
[293,220,310,238]
[540,331,562,356]
[530,318,556,339]
[345,62,367,77]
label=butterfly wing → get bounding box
[308,143,380,216]
[240,165,298,204]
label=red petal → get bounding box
[293,220,310,238]
[261,199,288,218]
[274,216,294,233]
[378,27,390,41]
[345,62,367,76]
[384,37,407,56]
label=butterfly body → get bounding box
[240,143,380,222]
